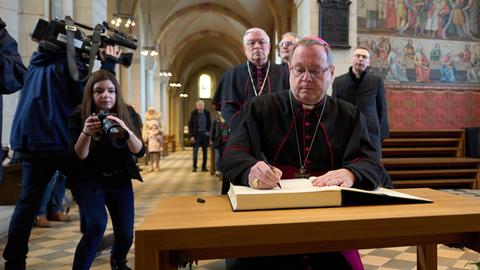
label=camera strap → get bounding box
[65,16,101,82]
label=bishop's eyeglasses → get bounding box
[290,65,331,79]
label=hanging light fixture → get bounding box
[159,71,173,77]
[141,0,157,57]
[110,0,135,29]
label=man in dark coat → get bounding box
[3,44,118,269]
[0,25,27,178]
[222,37,388,270]
[212,27,289,131]
[188,100,211,172]
[332,46,389,159]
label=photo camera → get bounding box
[31,17,137,67]
[98,111,129,149]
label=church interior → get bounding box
[0,0,480,269]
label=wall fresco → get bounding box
[357,0,480,84]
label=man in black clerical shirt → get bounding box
[188,100,211,172]
[222,37,388,270]
[212,27,289,131]
[278,32,300,69]
[332,46,389,160]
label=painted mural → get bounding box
[357,0,480,84]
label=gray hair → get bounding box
[289,38,333,66]
[281,32,301,41]
[196,100,205,106]
[243,27,270,45]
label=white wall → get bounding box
[295,0,358,95]
[1,0,44,147]
[0,0,108,147]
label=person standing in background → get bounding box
[277,32,301,70]
[142,106,162,166]
[332,46,390,162]
[213,27,289,131]
[188,100,211,172]
[209,112,229,193]
[145,123,163,172]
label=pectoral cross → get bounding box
[294,168,310,178]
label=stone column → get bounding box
[62,0,73,16]
[2,0,49,146]
[139,55,146,115]
[119,65,132,103]
[160,78,169,134]
[294,0,358,94]
[153,74,160,110]
[74,0,106,26]
[145,69,154,108]
[129,57,145,115]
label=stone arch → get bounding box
[167,30,243,69]
[154,3,253,45]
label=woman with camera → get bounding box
[68,69,144,270]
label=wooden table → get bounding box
[135,188,480,270]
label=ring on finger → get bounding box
[252,178,260,188]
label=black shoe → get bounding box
[202,168,208,172]
[192,168,197,172]
[110,258,132,270]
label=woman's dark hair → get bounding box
[81,70,140,139]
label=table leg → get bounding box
[417,244,437,270]
[135,235,160,270]
[158,250,178,270]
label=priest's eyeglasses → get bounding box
[245,40,269,47]
[290,65,331,78]
[278,41,296,48]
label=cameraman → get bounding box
[0,23,27,171]
[3,39,119,269]
[68,69,144,270]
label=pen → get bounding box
[260,152,282,189]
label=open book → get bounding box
[228,179,432,211]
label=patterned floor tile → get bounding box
[362,255,392,266]
[0,149,479,269]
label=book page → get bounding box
[228,179,342,210]
[375,187,432,202]
[233,179,343,195]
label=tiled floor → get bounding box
[0,149,479,269]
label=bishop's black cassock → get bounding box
[222,90,389,269]
[222,90,388,189]
[213,61,289,131]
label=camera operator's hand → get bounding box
[106,114,143,154]
[75,114,101,159]
[99,45,122,61]
[82,114,101,136]
[105,114,129,133]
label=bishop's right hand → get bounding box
[248,161,282,189]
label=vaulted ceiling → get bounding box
[110,0,294,93]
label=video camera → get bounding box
[31,17,137,68]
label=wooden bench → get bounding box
[382,130,465,158]
[165,135,176,153]
[382,130,480,189]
